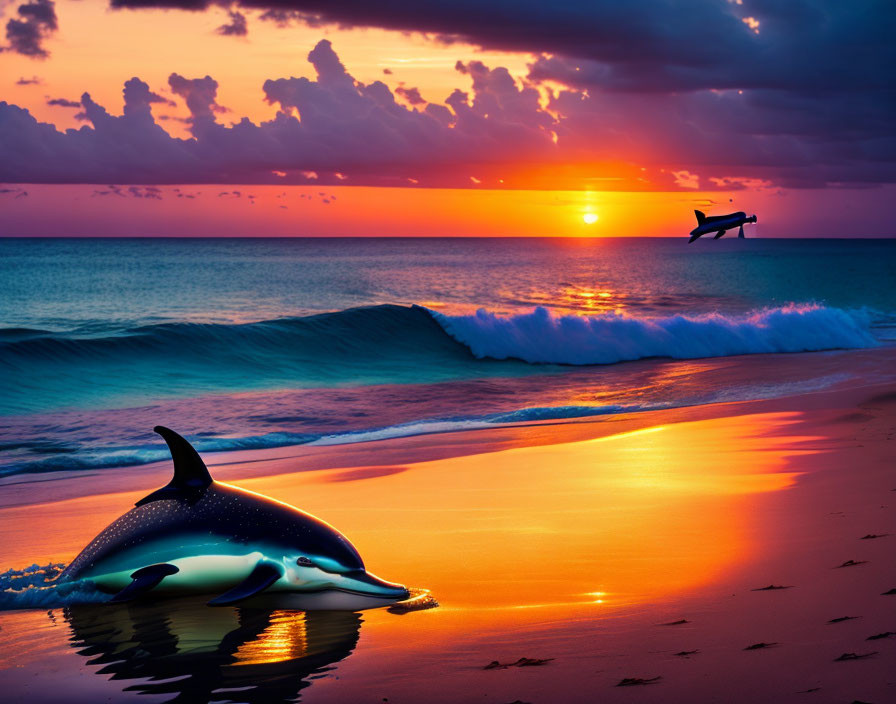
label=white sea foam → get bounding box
[0,563,106,610]
[430,304,877,365]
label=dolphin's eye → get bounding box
[296,557,315,567]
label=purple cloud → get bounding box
[3,0,57,58]
[0,39,892,190]
[167,73,230,131]
[217,10,247,36]
[46,97,80,108]
[91,185,164,198]
[395,85,425,106]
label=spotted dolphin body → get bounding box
[57,426,409,609]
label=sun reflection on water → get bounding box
[233,610,309,666]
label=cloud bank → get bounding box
[0,30,892,189]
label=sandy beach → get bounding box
[1,377,894,703]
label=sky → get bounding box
[0,0,894,236]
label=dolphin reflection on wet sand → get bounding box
[63,598,362,703]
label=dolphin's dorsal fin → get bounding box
[694,210,707,225]
[135,426,214,506]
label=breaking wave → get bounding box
[0,303,880,415]
[429,304,878,365]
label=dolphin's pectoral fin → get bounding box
[207,561,284,606]
[108,563,179,604]
[713,230,726,239]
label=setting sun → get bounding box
[583,213,599,225]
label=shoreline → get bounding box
[0,374,891,511]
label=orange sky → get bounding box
[2,183,892,237]
[2,1,893,236]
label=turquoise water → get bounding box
[1,237,894,475]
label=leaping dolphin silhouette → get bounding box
[56,426,410,609]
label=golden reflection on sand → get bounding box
[237,411,816,617]
[233,610,309,666]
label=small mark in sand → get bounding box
[882,588,896,595]
[616,677,661,687]
[744,642,778,650]
[661,619,689,625]
[866,631,895,640]
[752,584,793,591]
[327,466,408,483]
[860,533,888,539]
[834,652,877,661]
[828,616,859,623]
[836,560,868,568]
[796,687,821,693]
[674,650,699,657]
[484,657,554,670]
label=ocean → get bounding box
[1,237,895,477]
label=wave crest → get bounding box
[429,304,877,365]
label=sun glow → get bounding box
[582,212,599,225]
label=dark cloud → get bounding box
[217,10,247,36]
[395,85,425,106]
[129,185,163,198]
[16,76,43,85]
[91,186,127,197]
[3,0,57,58]
[95,1,893,187]
[5,1,887,188]
[167,73,230,131]
[123,77,176,112]
[91,185,164,198]
[0,39,892,189]
[103,1,892,89]
[46,97,81,108]
[0,41,559,187]
[257,8,306,27]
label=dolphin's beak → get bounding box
[344,570,410,601]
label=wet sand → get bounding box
[1,383,894,703]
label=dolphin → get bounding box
[56,426,410,609]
